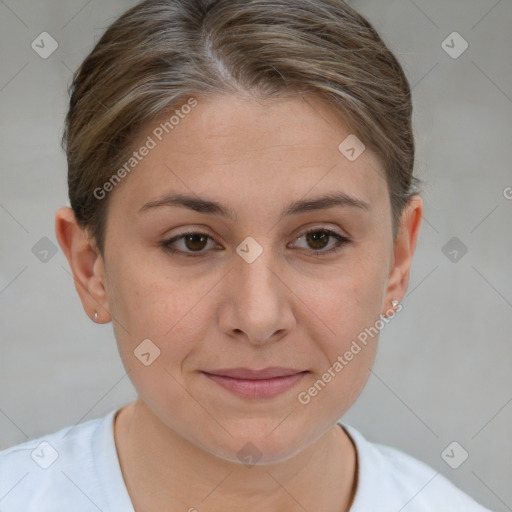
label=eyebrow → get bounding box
[138,191,371,221]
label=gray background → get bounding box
[0,0,511,510]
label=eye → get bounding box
[160,231,218,257]
[161,227,351,258]
[291,228,351,255]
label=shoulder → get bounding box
[0,409,117,512]
[341,423,492,512]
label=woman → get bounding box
[0,0,492,510]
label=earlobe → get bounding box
[382,195,423,313]
[55,206,111,323]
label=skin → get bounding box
[55,92,423,512]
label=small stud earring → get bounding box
[94,311,99,322]
[391,300,400,309]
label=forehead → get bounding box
[110,93,388,217]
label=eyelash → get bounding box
[160,228,351,258]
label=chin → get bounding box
[199,418,311,466]
[213,440,305,467]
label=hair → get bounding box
[62,0,422,256]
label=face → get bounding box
[86,93,406,463]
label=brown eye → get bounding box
[182,233,209,251]
[161,228,350,258]
[305,230,330,250]
[161,231,216,257]
[292,228,351,255]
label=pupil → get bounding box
[185,234,207,251]
[307,231,328,250]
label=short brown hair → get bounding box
[62,0,421,256]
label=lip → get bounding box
[201,367,308,399]
[203,367,306,379]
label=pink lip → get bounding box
[204,367,306,379]
[201,367,308,399]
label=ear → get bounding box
[55,206,111,323]
[382,195,423,313]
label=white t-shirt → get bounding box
[0,407,492,511]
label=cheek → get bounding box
[106,270,204,420]
[305,249,388,344]
[294,250,388,410]
[106,258,213,371]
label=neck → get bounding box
[114,400,357,512]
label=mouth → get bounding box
[200,367,309,399]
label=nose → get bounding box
[218,240,295,346]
